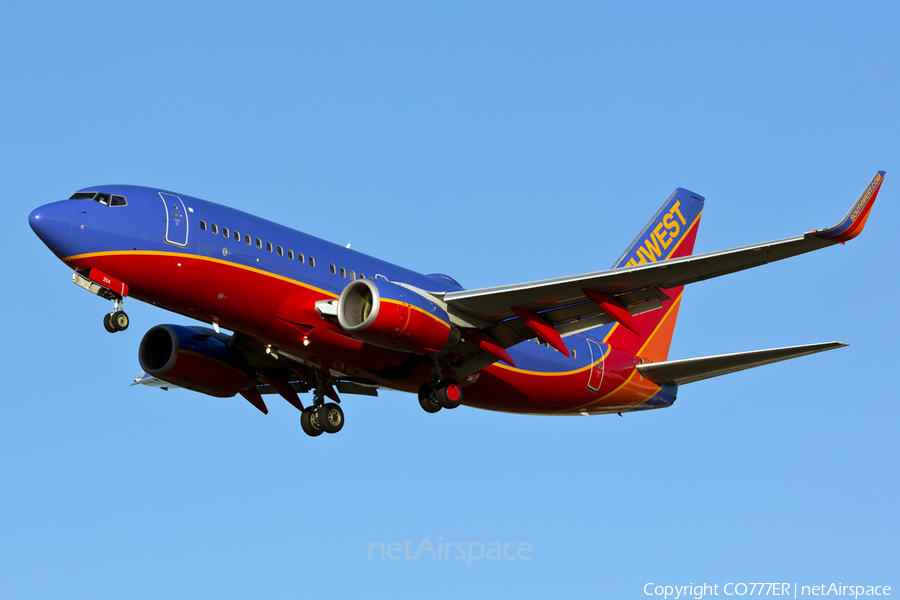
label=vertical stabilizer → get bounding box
[604,189,704,359]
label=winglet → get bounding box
[813,171,885,243]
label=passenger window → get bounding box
[571,349,576,359]
[223,227,229,238]
[309,257,316,267]
[211,224,218,234]
[339,267,346,277]
[266,242,273,253]
[359,274,365,279]
[329,264,336,274]
[233,230,240,241]
[287,249,294,260]
[199,220,207,231]
[255,238,262,249]
[245,234,251,245]
[110,195,127,206]
[349,270,356,280]
[298,253,305,264]
[277,245,283,257]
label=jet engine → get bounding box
[138,325,250,397]
[337,278,455,354]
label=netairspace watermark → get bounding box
[644,583,892,600]
[368,537,532,566]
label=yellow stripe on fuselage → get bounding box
[64,250,336,298]
[491,344,610,377]
[65,250,452,331]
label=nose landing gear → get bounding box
[103,298,129,333]
[71,271,130,334]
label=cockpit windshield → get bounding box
[68,192,127,206]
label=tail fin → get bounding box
[604,188,705,360]
[612,188,705,268]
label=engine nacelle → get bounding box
[138,325,250,397]
[337,278,453,354]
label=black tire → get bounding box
[418,383,441,413]
[319,403,344,434]
[417,383,442,413]
[103,313,117,333]
[435,379,462,410]
[418,395,442,413]
[300,407,324,437]
[113,311,129,331]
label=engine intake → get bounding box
[138,325,250,397]
[337,278,453,354]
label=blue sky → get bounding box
[1,2,898,598]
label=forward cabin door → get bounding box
[586,339,605,393]
[160,192,189,247]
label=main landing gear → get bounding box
[418,362,463,413]
[299,371,344,437]
[300,403,344,437]
[103,298,129,333]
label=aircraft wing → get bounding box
[445,233,833,319]
[131,371,182,390]
[441,171,883,333]
[634,342,847,386]
[438,171,882,375]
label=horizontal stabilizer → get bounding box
[635,342,847,386]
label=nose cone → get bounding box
[29,201,75,253]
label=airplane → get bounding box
[28,171,884,437]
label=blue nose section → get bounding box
[29,201,75,253]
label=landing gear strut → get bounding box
[103,298,129,333]
[418,361,462,413]
[71,270,130,333]
[300,370,344,437]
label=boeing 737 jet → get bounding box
[28,172,884,436]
